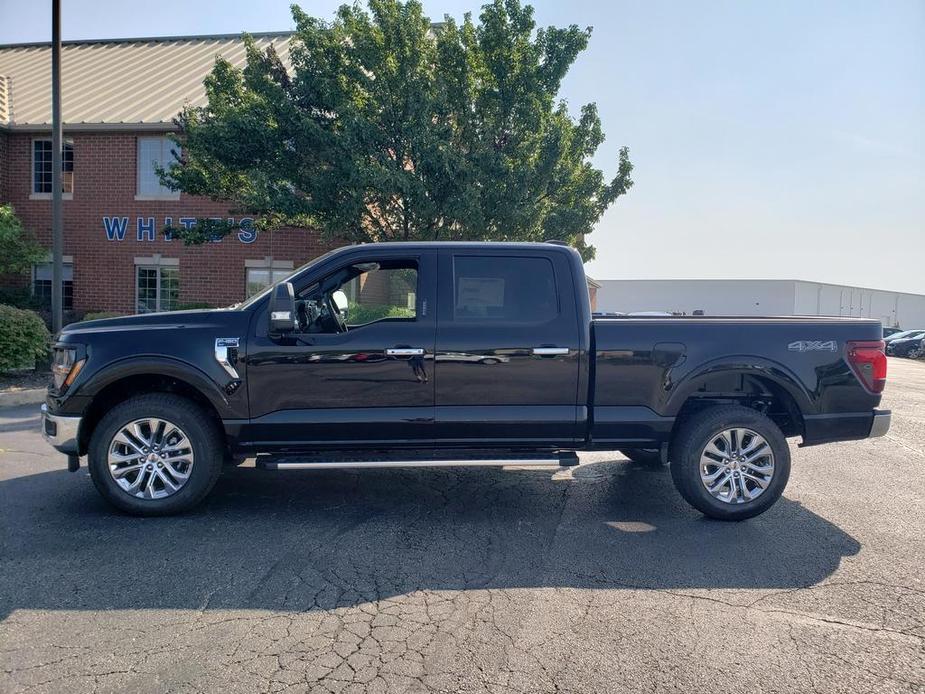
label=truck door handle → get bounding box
[386,347,424,356]
[532,347,570,356]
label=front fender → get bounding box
[57,356,238,419]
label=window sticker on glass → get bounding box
[457,277,505,316]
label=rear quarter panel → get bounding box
[591,317,884,437]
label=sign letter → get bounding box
[208,217,225,243]
[103,216,128,241]
[137,216,156,242]
[238,218,257,244]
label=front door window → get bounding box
[296,260,418,333]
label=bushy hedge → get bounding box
[348,303,414,325]
[173,301,215,311]
[0,288,84,330]
[0,286,45,311]
[0,304,51,372]
[81,311,124,322]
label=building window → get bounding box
[32,139,74,196]
[137,136,180,199]
[33,261,74,311]
[245,259,294,297]
[135,261,179,313]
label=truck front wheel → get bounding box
[669,405,791,521]
[87,394,224,516]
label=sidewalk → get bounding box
[0,388,45,409]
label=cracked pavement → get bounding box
[1,358,923,693]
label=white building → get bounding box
[593,279,925,329]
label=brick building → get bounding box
[0,32,338,315]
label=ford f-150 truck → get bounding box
[41,242,891,520]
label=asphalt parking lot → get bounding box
[1,359,923,694]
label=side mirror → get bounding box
[269,282,297,334]
[332,290,349,320]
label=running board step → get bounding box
[256,451,579,470]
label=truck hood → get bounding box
[60,309,244,337]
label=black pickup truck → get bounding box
[42,242,890,520]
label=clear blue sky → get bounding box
[2,0,923,293]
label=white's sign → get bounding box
[101,216,257,244]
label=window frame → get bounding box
[135,136,181,201]
[246,267,293,298]
[32,259,74,311]
[134,261,180,313]
[30,138,74,200]
[244,259,295,299]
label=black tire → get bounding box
[87,394,224,516]
[669,405,790,521]
[619,448,663,466]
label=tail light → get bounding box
[846,340,887,394]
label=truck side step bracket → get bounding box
[257,450,578,471]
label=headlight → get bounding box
[52,347,85,391]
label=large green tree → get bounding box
[165,0,633,260]
[0,204,45,275]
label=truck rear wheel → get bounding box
[87,394,224,516]
[669,405,790,521]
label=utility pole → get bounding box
[51,0,63,333]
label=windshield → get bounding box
[237,247,343,309]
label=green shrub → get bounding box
[81,311,125,322]
[0,204,46,275]
[173,301,215,311]
[348,302,414,325]
[0,305,51,372]
[0,286,44,311]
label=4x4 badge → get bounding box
[788,340,837,352]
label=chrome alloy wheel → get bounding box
[699,427,775,504]
[107,418,194,499]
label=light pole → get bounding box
[50,0,63,333]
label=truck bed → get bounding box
[589,315,883,447]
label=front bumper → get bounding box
[41,403,82,455]
[868,409,891,438]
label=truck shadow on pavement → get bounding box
[0,459,860,618]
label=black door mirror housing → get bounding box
[269,282,297,335]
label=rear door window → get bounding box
[453,256,558,322]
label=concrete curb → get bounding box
[0,388,46,409]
